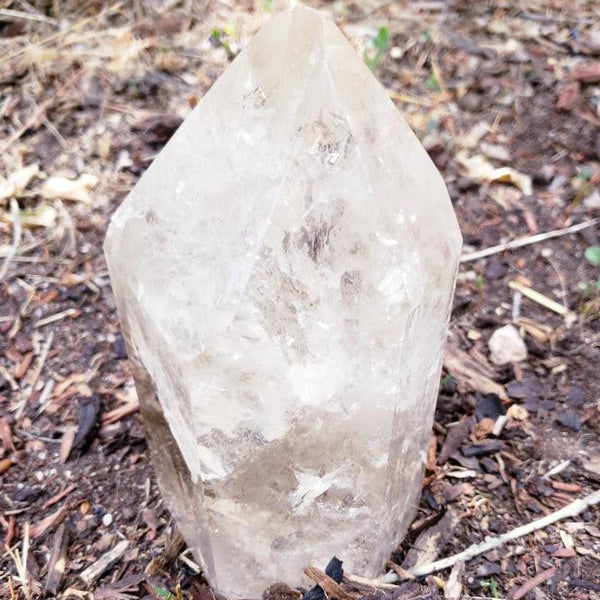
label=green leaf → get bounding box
[425,72,440,91]
[153,587,174,600]
[585,245,600,266]
[372,26,390,52]
[222,22,236,37]
[364,27,390,71]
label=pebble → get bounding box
[102,512,113,527]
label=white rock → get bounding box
[104,6,461,597]
[489,324,527,365]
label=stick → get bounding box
[380,488,600,582]
[0,8,57,24]
[460,218,598,263]
[80,540,129,586]
[45,525,69,595]
[304,567,359,600]
[0,199,22,282]
[508,280,572,318]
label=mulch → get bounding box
[0,0,599,599]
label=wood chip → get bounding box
[0,456,14,474]
[551,480,582,493]
[444,346,507,399]
[444,561,464,599]
[304,567,359,600]
[385,560,415,581]
[0,417,15,451]
[101,398,139,425]
[45,524,69,595]
[80,540,129,586]
[402,508,460,570]
[42,483,77,510]
[512,567,556,599]
[552,547,576,558]
[573,62,600,82]
[30,503,69,539]
[59,424,77,463]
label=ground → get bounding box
[0,0,599,599]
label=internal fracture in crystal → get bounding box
[104,6,462,598]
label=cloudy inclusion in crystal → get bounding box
[104,6,462,598]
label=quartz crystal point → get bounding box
[104,6,461,598]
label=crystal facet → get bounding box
[104,6,462,598]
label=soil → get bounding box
[0,1,599,599]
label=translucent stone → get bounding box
[104,6,461,598]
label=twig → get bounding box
[0,72,79,154]
[508,280,574,319]
[304,567,359,600]
[344,573,398,592]
[44,525,69,595]
[380,488,600,582]
[0,2,124,67]
[0,8,57,24]
[80,541,129,586]
[0,199,22,282]
[34,308,77,328]
[15,332,54,419]
[460,218,598,263]
[513,567,556,600]
[517,10,595,26]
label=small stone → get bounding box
[584,189,600,209]
[102,513,113,527]
[488,324,527,365]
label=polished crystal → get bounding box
[104,6,462,598]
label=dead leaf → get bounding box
[457,152,532,195]
[3,203,59,228]
[0,164,40,200]
[37,174,98,204]
[507,404,529,421]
